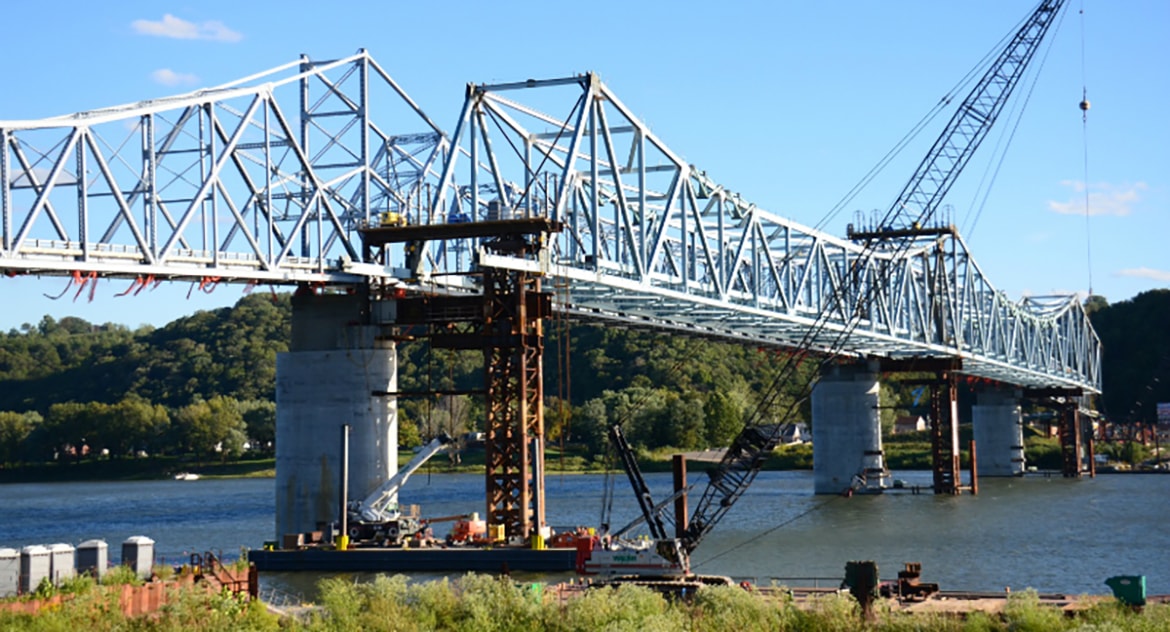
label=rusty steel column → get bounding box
[929,372,961,495]
[1059,401,1083,478]
[483,266,547,540]
[1087,427,1097,478]
[672,454,688,538]
[968,439,979,495]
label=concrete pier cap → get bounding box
[812,359,886,494]
[972,384,1026,476]
[275,291,398,539]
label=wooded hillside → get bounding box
[0,288,1164,468]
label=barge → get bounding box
[248,546,576,573]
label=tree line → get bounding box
[0,288,1165,468]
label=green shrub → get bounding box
[552,584,685,632]
[959,611,1006,632]
[689,585,784,631]
[99,564,142,587]
[451,573,544,631]
[788,592,858,632]
[1025,438,1063,471]
[1002,589,1066,632]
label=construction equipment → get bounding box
[341,433,454,545]
[585,0,1069,577]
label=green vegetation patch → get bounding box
[6,573,1169,631]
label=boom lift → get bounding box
[585,0,1068,577]
[342,432,454,545]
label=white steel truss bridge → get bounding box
[0,53,1100,393]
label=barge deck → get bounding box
[249,546,577,573]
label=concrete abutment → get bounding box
[812,361,886,494]
[274,292,397,539]
[972,386,1025,477]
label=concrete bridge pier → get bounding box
[812,360,886,494]
[274,290,397,540]
[972,386,1025,476]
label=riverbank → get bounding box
[0,443,819,483]
[1,434,1155,484]
[0,457,277,484]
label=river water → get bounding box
[2,470,1167,597]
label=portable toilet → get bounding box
[0,548,18,598]
[121,536,154,580]
[20,545,50,594]
[47,543,76,584]
[77,539,108,579]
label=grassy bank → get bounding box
[3,572,1167,631]
[0,457,276,484]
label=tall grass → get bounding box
[4,572,1169,631]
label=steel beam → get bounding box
[1058,401,1084,478]
[928,372,962,495]
[482,264,547,540]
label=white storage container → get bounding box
[0,548,19,598]
[20,545,50,594]
[121,536,154,579]
[47,543,76,583]
[77,539,108,578]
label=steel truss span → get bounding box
[1,51,449,285]
[421,73,1100,393]
[1,55,1100,393]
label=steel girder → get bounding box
[0,55,1102,393]
[0,51,449,284]
[419,73,1101,393]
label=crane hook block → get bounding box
[1079,99,1090,111]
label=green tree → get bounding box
[704,391,742,447]
[174,396,247,461]
[239,399,276,452]
[43,402,100,461]
[573,398,610,456]
[98,396,170,457]
[0,410,40,467]
[397,411,422,449]
[652,392,706,450]
[1083,294,1109,315]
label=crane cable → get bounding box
[961,4,1070,240]
[1078,0,1094,296]
[692,495,843,571]
[814,15,1022,235]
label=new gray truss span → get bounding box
[422,73,1100,393]
[0,56,1100,393]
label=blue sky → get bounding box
[1,1,1166,331]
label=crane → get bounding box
[851,0,1067,242]
[587,0,1069,577]
[342,432,454,544]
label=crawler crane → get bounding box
[578,0,1068,579]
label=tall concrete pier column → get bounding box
[812,360,885,494]
[972,386,1025,476]
[275,291,397,539]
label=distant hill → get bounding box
[0,292,291,412]
[0,288,1163,462]
[1088,289,1170,424]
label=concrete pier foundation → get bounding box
[275,292,397,539]
[812,361,885,494]
[972,387,1025,476]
